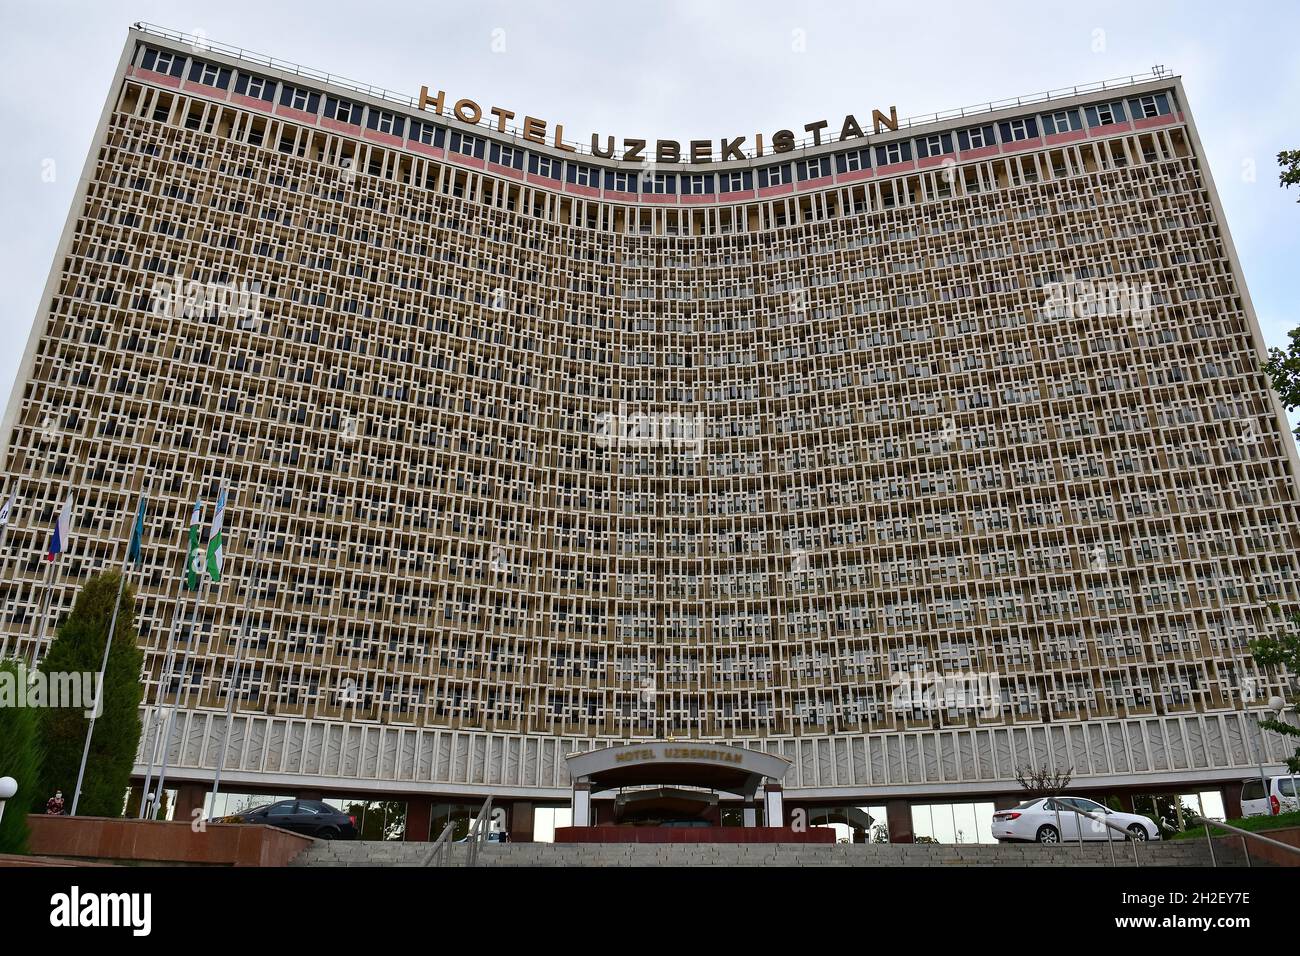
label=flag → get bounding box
[0,488,15,528]
[206,488,227,583]
[184,499,203,590]
[46,492,73,561]
[127,494,147,566]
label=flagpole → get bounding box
[30,487,73,670]
[29,551,57,670]
[140,495,197,818]
[72,485,148,817]
[152,483,226,819]
[0,486,18,661]
[139,614,181,817]
[71,569,126,817]
[208,500,269,818]
[151,580,204,818]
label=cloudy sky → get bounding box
[1,0,1297,405]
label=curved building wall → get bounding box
[2,27,1300,802]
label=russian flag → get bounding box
[46,492,73,561]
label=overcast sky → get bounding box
[1,0,1297,405]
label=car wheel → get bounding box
[1126,825,1148,842]
[1035,825,1060,844]
[317,827,338,841]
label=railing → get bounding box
[1058,805,1146,866]
[465,795,494,868]
[422,821,457,867]
[1187,814,1300,868]
[129,21,1174,159]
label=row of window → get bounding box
[138,45,1174,199]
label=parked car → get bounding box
[991,797,1160,843]
[221,799,358,840]
[1240,776,1300,818]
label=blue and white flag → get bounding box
[46,492,73,561]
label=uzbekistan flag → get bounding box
[46,492,73,561]
[184,499,204,590]
[206,488,227,583]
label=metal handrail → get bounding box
[129,21,1174,158]
[1187,814,1300,868]
[422,821,457,867]
[465,795,494,868]
[1066,806,1144,866]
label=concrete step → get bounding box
[291,838,1226,867]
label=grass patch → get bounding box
[1171,810,1300,841]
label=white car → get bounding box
[1240,776,1300,818]
[992,797,1160,843]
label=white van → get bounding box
[1239,776,1300,817]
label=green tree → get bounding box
[1280,149,1300,197]
[1249,611,1300,773]
[1263,150,1300,438]
[0,658,44,853]
[36,572,143,816]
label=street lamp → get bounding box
[0,776,17,827]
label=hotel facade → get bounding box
[2,23,1299,839]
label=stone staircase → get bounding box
[293,838,1233,867]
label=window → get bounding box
[375,112,395,135]
[1135,94,1168,118]
[495,145,518,167]
[570,164,598,187]
[531,155,559,179]
[235,73,274,102]
[757,164,791,188]
[685,174,712,194]
[646,172,676,194]
[453,133,481,157]
[411,121,437,147]
[1001,117,1035,142]
[199,63,221,86]
[1087,101,1126,127]
[876,141,909,166]
[606,170,636,193]
[966,126,991,149]
[837,149,869,173]
[290,88,311,112]
[144,49,181,76]
[327,97,360,125]
[1042,109,1080,135]
[721,171,751,192]
[796,158,828,181]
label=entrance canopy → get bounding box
[565,742,790,798]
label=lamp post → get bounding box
[0,776,17,828]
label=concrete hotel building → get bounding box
[2,23,1299,840]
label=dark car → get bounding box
[223,799,358,840]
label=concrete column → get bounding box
[404,796,432,842]
[173,782,207,823]
[511,801,536,843]
[743,802,757,828]
[885,799,914,844]
[1222,782,1243,821]
[572,781,591,827]
[763,784,784,827]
